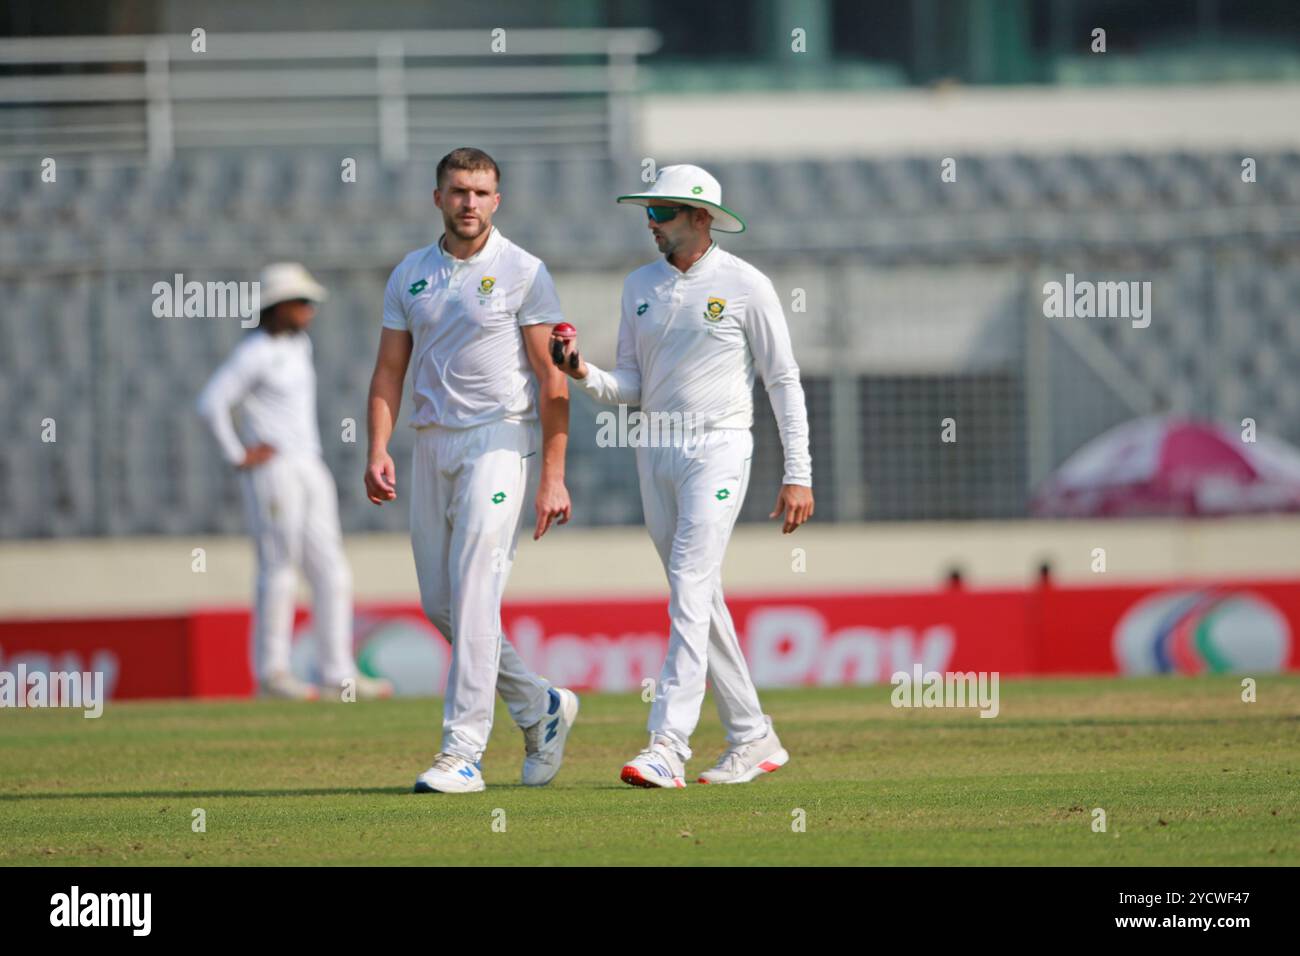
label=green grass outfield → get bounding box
[1,676,1297,866]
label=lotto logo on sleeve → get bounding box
[409,278,428,296]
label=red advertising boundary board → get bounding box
[1,579,1297,699]
[0,613,260,700]
[1038,579,1300,675]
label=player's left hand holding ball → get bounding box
[770,484,814,534]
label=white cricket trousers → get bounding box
[637,428,770,761]
[410,417,552,763]
[240,453,356,688]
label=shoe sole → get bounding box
[698,748,790,784]
[522,689,580,787]
[260,690,319,701]
[413,780,485,794]
[620,764,685,789]
[351,680,395,701]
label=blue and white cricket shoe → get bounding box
[522,687,579,786]
[413,752,485,794]
[620,734,687,789]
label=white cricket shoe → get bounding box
[522,687,579,786]
[322,674,395,701]
[413,752,485,794]
[698,728,789,784]
[620,735,687,789]
[260,672,319,701]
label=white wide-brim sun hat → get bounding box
[258,262,329,310]
[616,164,746,233]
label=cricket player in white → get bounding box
[197,263,393,702]
[365,148,579,794]
[552,165,814,787]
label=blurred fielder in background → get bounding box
[365,148,579,794]
[553,164,814,788]
[196,263,394,702]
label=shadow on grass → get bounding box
[1,787,421,801]
[0,783,641,801]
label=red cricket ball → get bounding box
[552,322,577,340]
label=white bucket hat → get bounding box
[258,262,328,310]
[616,164,746,233]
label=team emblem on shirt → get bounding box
[409,278,428,296]
[704,297,726,321]
[478,277,496,295]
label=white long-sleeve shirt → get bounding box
[579,243,812,486]
[196,329,322,466]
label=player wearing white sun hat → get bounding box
[197,262,393,703]
[614,164,747,233]
[552,163,813,788]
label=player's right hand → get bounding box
[770,484,815,534]
[533,474,571,541]
[237,443,276,469]
[365,452,398,505]
[550,332,586,380]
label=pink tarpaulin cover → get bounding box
[1032,415,1300,517]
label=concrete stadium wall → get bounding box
[1,516,1297,617]
[641,84,1300,159]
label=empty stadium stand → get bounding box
[2,148,1298,536]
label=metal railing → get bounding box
[0,29,661,165]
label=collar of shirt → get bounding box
[661,240,721,281]
[437,225,502,265]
